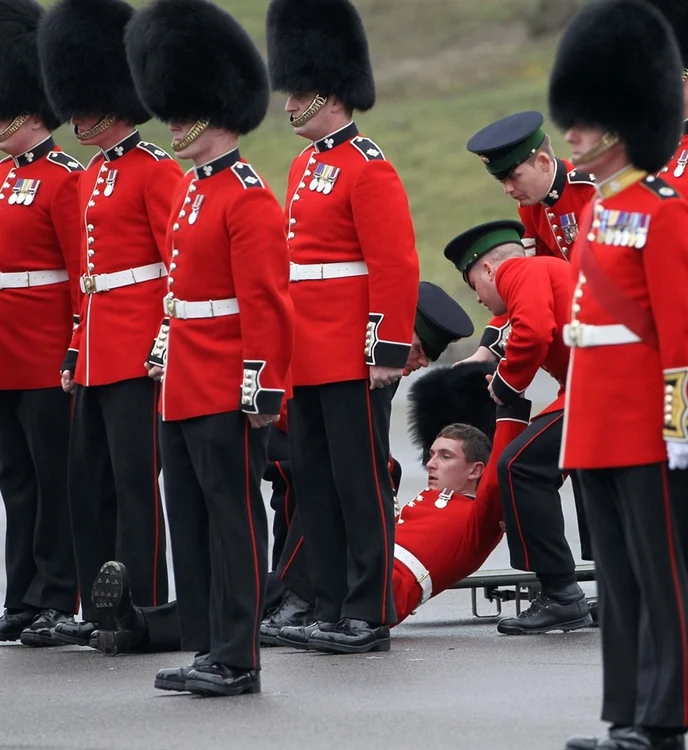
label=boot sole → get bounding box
[154,678,189,692]
[92,562,127,632]
[185,679,261,697]
[51,631,92,647]
[308,637,391,654]
[259,633,281,647]
[275,635,311,650]
[0,633,22,642]
[498,614,593,636]
[20,631,64,648]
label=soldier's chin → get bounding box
[427,479,439,490]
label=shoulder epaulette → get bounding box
[642,175,680,200]
[47,151,84,172]
[567,168,595,186]
[350,136,386,162]
[136,142,172,161]
[231,162,265,189]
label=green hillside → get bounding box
[42,0,583,329]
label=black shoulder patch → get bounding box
[642,175,680,200]
[136,142,172,161]
[47,151,84,172]
[350,136,386,161]
[567,168,595,186]
[231,162,265,189]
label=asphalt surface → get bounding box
[0,370,604,750]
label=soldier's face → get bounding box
[426,438,482,492]
[500,155,551,207]
[0,119,25,155]
[467,262,506,316]
[565,125,606,169]
[72,116,107,146]
[403,332,430,375]
[169,121,203,159]
[285,92,331,139]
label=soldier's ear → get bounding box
[535,151,553,173]
[469,461,486,481]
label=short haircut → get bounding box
[435,423,492,465]
[526,133,555,163]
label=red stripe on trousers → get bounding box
[280,537,303,580]
[275,460,291,530]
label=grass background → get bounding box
[45,0,586,335]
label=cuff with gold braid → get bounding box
[663,367,688,441]
[147,318,170,368]
[364,313,412,368]
[240,361,284,415]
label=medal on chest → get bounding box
[596,209,651,249]
[434,490,453,509]
[560,213,578,244]
[309,163,340,195]
[8,178,41,206]
[104,169,118,197]
[188,194,205,225]
[675,150,688,178]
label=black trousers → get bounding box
[578,464,688,729]
[264,425,296,571]
[160,411,269,670]
[0,388,77,613]
[288,380,396,625]
[497,410,579,577]
[69,378,167,620]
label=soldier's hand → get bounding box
[486,374,505,405]
[369,365,403,390]
[144,362,164,382]
[61,370,76,394]
[248,413,279,429]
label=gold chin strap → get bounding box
[291,95,327,128]
[0,114,31,143]
[172,120,209,153]
[682,68,688,83]
[571,131,621,167]
[76,115,115,141]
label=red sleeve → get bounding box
[351,161,420,368]
[517,204,541,256]
[491,258,557,404]
[230,188,295,415]
[472,400,532,547]
[144,159,183,263]
[642,198,688,441]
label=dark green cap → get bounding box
[415,281,474,361]
[466,111,546,180]
[444,220,525,283]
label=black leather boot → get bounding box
[186,663,261,697]
[20,609,74,647]
[260,590,314,646]
[276,620,336,650]
[566,726,684,749]
[498,583,592,635]
[90,561,147,655]
[154,653,211,692]
[52,620,98,646]
[308,618,391,654]
[0,610,36,642]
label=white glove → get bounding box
[666,440,688,470]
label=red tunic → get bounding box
[158,150,294,422]
[392,409,530,624]
[68,131,182,386]
[0,137,82,390]
[561,171,688,469]
[285,122,419,386]
[490,256,573,416]
[481,160,595,357]
[659,126,688,195]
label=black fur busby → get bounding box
[125,0,269,135]
[407,362,497,465]
[644,0,688,67]
[37,0,150,124]
[266,0,375,112]
[549,0,683,173]
[0,0,60,131]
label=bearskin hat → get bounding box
[407,362,497,464]
[38,0,150,124]
[549,0,683,173]
[125,0,269,135]
[266,0,375,112]
[643,0,688,68]
[0,0,60,131]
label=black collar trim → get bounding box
[12,136,56,167]
[193,148,241,180]
[103,131,141,162]
[541,159,567,207]
[313,122,358,153]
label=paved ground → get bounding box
[0,370,605,750]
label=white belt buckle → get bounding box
[566,321,582,347]
[82,275,97,295]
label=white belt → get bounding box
[0,269,68,289]
[289,261,368,282]
[394,544,432,605]
[164,296,239,320]
[80,262,167,294]
[564,322,641,348]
